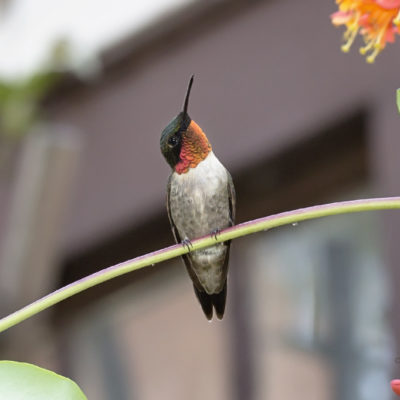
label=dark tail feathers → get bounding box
[193,282,227,320]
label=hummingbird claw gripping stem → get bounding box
[211,228,221,241]
[181,238,193,252]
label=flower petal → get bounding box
[376,0,400,10]
[391,380,400,396]
[331,10,353,25]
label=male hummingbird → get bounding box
[160,76,236,320]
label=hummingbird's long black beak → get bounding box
[183,75,194,117]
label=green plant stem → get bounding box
[397,88,400,114]
[0,196,399,333]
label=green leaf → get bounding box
[0,361,87,400]
[23,71,60,100]
[0,81,13,105]
[397,88,400,114]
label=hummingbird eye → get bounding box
[168,135,179,147]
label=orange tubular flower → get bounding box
[331,0,400,62]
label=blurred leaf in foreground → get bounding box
[0,361,87,400]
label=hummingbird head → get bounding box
[160,76,211,174]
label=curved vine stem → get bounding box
[0,196,399,333]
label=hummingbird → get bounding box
[160,76,236,320]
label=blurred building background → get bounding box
[0,0,399,399]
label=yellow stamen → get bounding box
[366,46,381,63]
[341,25,359,52]
[374,26,386,49]
[343,26,353,40]
[359,39,374,55]
[394,10,400,25]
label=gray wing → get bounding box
[166,174,203,290]
[217,170,236,287]
[227,170,236,225]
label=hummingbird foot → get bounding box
[211,228,221,241]
[181,238,193,252]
